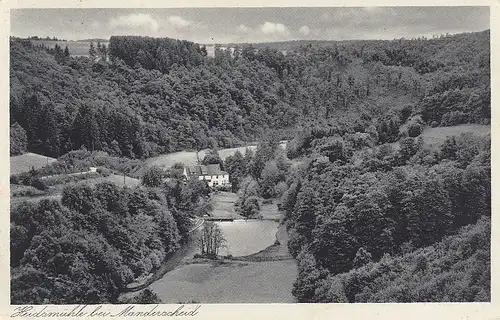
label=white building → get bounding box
[183,164,230,187]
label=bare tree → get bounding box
[198,222,226,258]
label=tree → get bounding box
[317,138,350,163]
[235,177,260,217]
[353,247,373,268]
[292,250,327,302]
[260,160,281,198]
[408,123,422,137]
[292,185,318,241]
[61,184,97,215]
[132,289,161,304]
[10,122,27,156]
[89,41,97,60]
[224,150,247,192]
[398,137,419,163]
[310,217,359,274]
[406,178,453,247]
[201,148,223,168]
[142,165,164,188]
[440,136,458,160]
[198,222,226,258]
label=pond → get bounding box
[215,220,280,257]
[121,219,297,303]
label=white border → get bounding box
[0,1,497,319]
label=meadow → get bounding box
[420,124,490,150]
[10,153,56,175]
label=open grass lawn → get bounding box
[209,192,244,219]
[81,174,141,188]
[146,259,297,303]
[10,174,141,207]
[10,153,56,175]
[146,146,257,170]
[420,125,490,150]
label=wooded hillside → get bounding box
[10,30,489,158]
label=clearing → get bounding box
[10,153,56,175]
[420,124,490,150]
[208,192,244,220]
[121,189,296,303]
[145,259,297,303]
[146,146,257,170]
[10,174,141,207]
[73,174,141,188]
[146,142,286,169]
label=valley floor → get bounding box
[121,191,298,303]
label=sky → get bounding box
[10,7,490,44]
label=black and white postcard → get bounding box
[1,1,498,319]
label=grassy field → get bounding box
[120,190,296,303]
[145,259,297,303]
[420,125,490,149]
[146,143,286,169]
[10,153,56,175]
[209,192,244,219]
[77,174,141,188]
[146,146,257,169]
[259,200,282,220]
[10,174,141,207]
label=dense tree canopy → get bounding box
[10,171,209,304]
[10,30,489,159]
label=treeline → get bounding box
[279,126,490,302]
[10,174,210,304]
[10,30,489,158]
[109,36,207,71]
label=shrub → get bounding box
[31,178,48,191]
[133,289,161,304]
[408,123,423,137]
[142,165,164,187]
[97,167,112,177]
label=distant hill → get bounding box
[77,38,109,42]
[222,29,490,52]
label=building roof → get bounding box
[186,164,228,177]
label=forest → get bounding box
[10,30,489,158]
[11,164,210,304]
[10,29,490,303]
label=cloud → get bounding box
[299,25,310,36]
[90,20,101,29]
[259,21,289,35]
[109,13,159,32]
[167,16,192,29]
[321,12,331,21]
[238,24,251,33]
